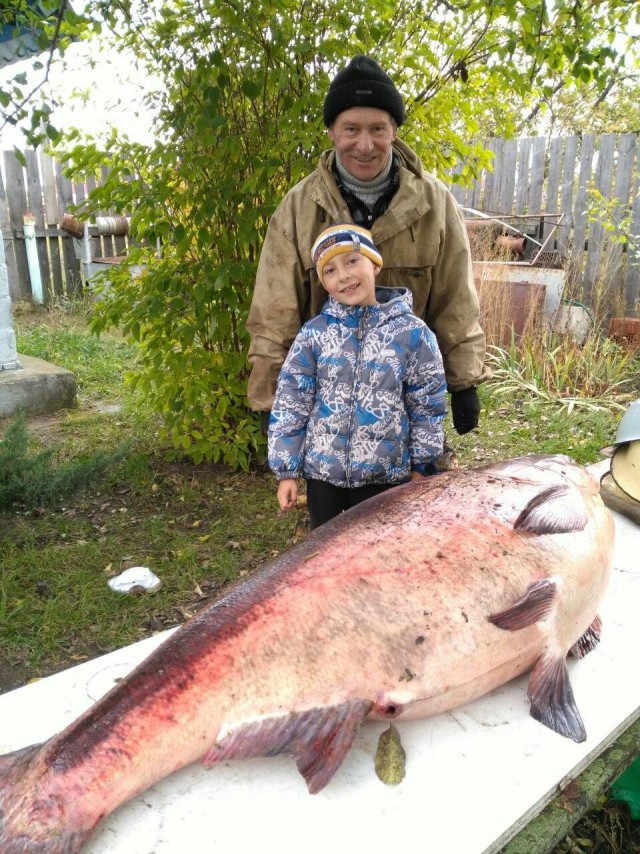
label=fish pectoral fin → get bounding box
[488,578,557,630]
[527,654,586,743]
[514,485,588,534]
[569,615,603,658]
[202,698,373,794]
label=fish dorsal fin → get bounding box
[488,578,557,630]
[528,654,586,743]
[202,698,372,793]
[514,485,588,535]
[569,615,603,658]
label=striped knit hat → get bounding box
[312,224,383,282]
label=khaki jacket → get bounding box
[246,139,490,411]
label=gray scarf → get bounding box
[335,151,393,212]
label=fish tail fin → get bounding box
[0,743,89,854]
[0,742,42,803]
[0,744,41,853]
[203,698,373,794]
[527,654,586,743]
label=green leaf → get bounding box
[241,80,262,99]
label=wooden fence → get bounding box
[446,132,640,315]
[0,148,128,304]
[1,135,639,314]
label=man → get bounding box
[247,55,490,437]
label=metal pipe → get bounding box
[495,235,527,256]
[23,213,44,305]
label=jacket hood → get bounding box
[322,285,414,324]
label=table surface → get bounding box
[1,463,639,854]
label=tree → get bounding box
[60,0,639,469]
[522,71,640,136]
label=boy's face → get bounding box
[321,251,379,307]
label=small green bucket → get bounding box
[610,756,640,819]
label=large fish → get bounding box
[0,454,614,853]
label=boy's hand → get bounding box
[277,478,298,511]
[410,471,424,481]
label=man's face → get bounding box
[328,107,397,181]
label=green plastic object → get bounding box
[610,755,640,819]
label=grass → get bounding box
[2,300,637,681]
[1,300,639,852]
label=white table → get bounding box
[1,475,639,854]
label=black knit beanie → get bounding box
[323,55,405,128]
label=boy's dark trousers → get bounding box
[305,478,397,530]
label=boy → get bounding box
[268,224,446,529]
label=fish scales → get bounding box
[0,454,614,853]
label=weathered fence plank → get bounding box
[55,159,83,296]
[584,134,617,305]
[483,138,501,214]
[557,135,578,254]
[0,165,22,303]
[25,149,52,295]
[624,137,640,313]
[606,133,636,313]
[542,137,564,244]
[570,135,596,288]
[514,137,532,215]
[40,153,64,296]
[498,138,517,215]
[3,151,31,301]
[528,136,547,215]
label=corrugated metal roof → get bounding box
[0,1,57,68]
[0,31,44,67]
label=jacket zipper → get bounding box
[345,310,368,485]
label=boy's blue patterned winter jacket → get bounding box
[268,286,446,488]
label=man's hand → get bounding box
[277,478,298,511]
[450,387,480,435]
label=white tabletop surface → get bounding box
[1,463,639,854]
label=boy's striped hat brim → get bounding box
[312,224,383,280]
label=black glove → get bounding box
[450,387,480,435]
[260,411,271,437]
